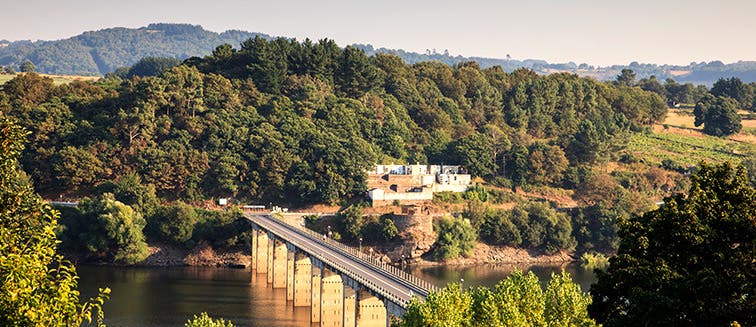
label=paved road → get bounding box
[245,214,432,307]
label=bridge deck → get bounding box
[245,213,437,307]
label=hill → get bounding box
[1,23,755,85]
[0,23,266,76]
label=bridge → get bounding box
[245,211,438,327]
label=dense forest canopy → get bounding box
[1,23,755,85]
[0,36,673,208]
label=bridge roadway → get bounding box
[245,213,434,307]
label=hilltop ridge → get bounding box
[1,23,754,84]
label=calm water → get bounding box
[78,263,596,327]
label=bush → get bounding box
[147,202,197,245]
[433,216,476,260]
[66,193,149,264]
[580,252,610,270]
[480,209,522,246]
[185,312,234,327]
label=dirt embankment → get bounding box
[139,242,251,268]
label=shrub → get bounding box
[185,312,234,327]
[433,216,476,260]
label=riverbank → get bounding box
[129,241,575,268]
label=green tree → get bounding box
[615,69,636,87]
[451,133,495,178]
[185,312,234,327]
[0,118,109,326]
[433,216,476,260]
[397,271,596,327]
[589,162,756,326]
[75,193,150,264]
[337,204,364,241]
[20,60,35,73]
[694,95,742,136]
[148,202,198,245]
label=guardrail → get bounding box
[247,213,440,307]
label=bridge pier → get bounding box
[311,261,323,323]
[294,254,312,307]
[267,233,274,284]
[344,286,356,327]
[251,225,258,270]
[256,229,269,273]
[286,245,295,301]
[273,240,288,288]
[357,291,388,327]
[321,270,344,327]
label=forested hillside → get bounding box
[2,23,755,85]
[0,24,265,75]
[2,36,754,257]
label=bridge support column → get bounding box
[343,286,356,327]
[267,233,275,284]
[256,230,269,274]
[294,254,311,307]
[311,265,322,323]
[356,291,387,327]
[250,225,258,271]
[273,240,288,288]
[321,270,344,327]
[286,245,295,300]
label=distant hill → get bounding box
[0,24,266,76]
[1,23,754,84]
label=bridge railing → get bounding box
[267,213,440,296]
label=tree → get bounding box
[615,69,636,87]
[694,95,742,136]
[20,60,35,73]
[148,202,198,245]
[74,193,150,264]
[0,118,109,326]
[433,216,476,260]
[397,271,596,327]
[711,77,748,107]
[185,312,234,327]
[589,162,756,326]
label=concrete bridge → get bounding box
[245,212,438,327]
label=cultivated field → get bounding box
[626,108,756,166]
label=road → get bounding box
[245,213,433,307]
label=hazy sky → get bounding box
[1,0,754,66]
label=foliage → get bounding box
[110,56,183,78]
[589,162,756,326]
[64,193,149,264]
[694,95,742,136]
[185,312,234,327]
[336,204,364,241]
[396,271,596,327]
[510,202,575,254]
[432,216,476,260]
[0,117,109,326]
[148,202,198,245]
[580,252,609,271]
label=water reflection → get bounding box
[77,266,312,327]
[76,263,596,326]
[408,262,597,292]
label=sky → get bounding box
[1,0,754,66]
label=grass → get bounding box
[0,73,99,85]
[627,131,753,167]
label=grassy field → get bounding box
[0,73,99,85]
[626,108,755,166]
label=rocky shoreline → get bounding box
[129,241,575,268]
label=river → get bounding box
[78,263,596,326]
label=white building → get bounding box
[366,164,472,206]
